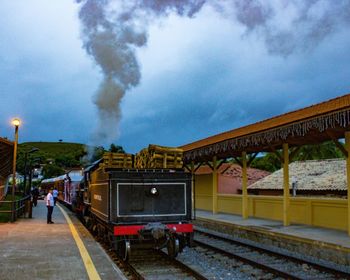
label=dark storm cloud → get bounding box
[117,21,350,153]
[76,0,350,151]
[1,0,350,152]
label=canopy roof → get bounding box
[0,137,14,180]
[181,93,350,163]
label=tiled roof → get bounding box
[195,163,270,184]
[248,159,346,191]
[222,164,270,184]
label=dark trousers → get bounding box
[33,196,38,207]
[47,206,54,223]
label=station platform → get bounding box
[0,200,127,280]
[194,210,350,271]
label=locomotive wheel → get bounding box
[167,237,179,258]
[118,240,131,261]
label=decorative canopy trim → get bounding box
[182,93,350,162]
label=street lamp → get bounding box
[23,147,39,195]
[11,118,20,222]
[28,157,41,195]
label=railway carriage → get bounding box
[40,172,83,210]
[40,175,65,196]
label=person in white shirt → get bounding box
[53,188,58,206]
[46,189,55,224]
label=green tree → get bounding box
[109,144,125,153]
[42,164,65,179]
[90,146,105,162]
[251,153,282,172]
[251,141,344,172]
[16,147,44,175]
[295,141,343,161]
[55,154,80,168]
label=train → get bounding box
[40,170,84,211]
[40,153,194,261]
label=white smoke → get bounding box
[76,0,205,148]
[76,0,350,149]
[229,0,350,56]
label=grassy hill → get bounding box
[19,142,86,158]
[17,142,87,176]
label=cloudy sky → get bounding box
[1,0,350,154]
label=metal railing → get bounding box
[0,195,31,222]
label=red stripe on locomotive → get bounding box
[114,223,193,236]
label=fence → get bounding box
[0,195,31,222]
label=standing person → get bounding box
[46,189,54,224]
[32,187,39,207]
[53,187,58,206]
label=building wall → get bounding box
[195,192,348,231]
[195,164,269,196]
[218,175,241,194]
[194,174,212,211]
[218,194,242,214]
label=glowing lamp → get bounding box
[12,118,21,127]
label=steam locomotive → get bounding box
[41,153,194,261]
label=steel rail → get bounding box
[194,238,302,279]
[195,228,350,279]
[158,250,208,280]
[127,249,208,280]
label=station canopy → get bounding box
[181,93,350,163]
[0,137,14,180]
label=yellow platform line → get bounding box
[58,205,101,280]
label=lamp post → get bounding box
[11,118,20,222]
[28,157,40,195]
[23,147,39,195]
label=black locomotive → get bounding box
[82,159,194,260]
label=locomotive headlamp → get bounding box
[150,187,158,196]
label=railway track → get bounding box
[192,228,350,280]
[127,249,208,279]
[82,208,350,280]
[97,236,208,279]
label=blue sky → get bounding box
[1,0,350,154]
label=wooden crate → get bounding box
[103,152,133,169]
[135,144,183,169]
[135,148,148,169]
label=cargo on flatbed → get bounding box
[135,144,183,169]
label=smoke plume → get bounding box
[76,0,205,148]
[76,0,350,148]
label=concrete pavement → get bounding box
[0,200,126,280]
